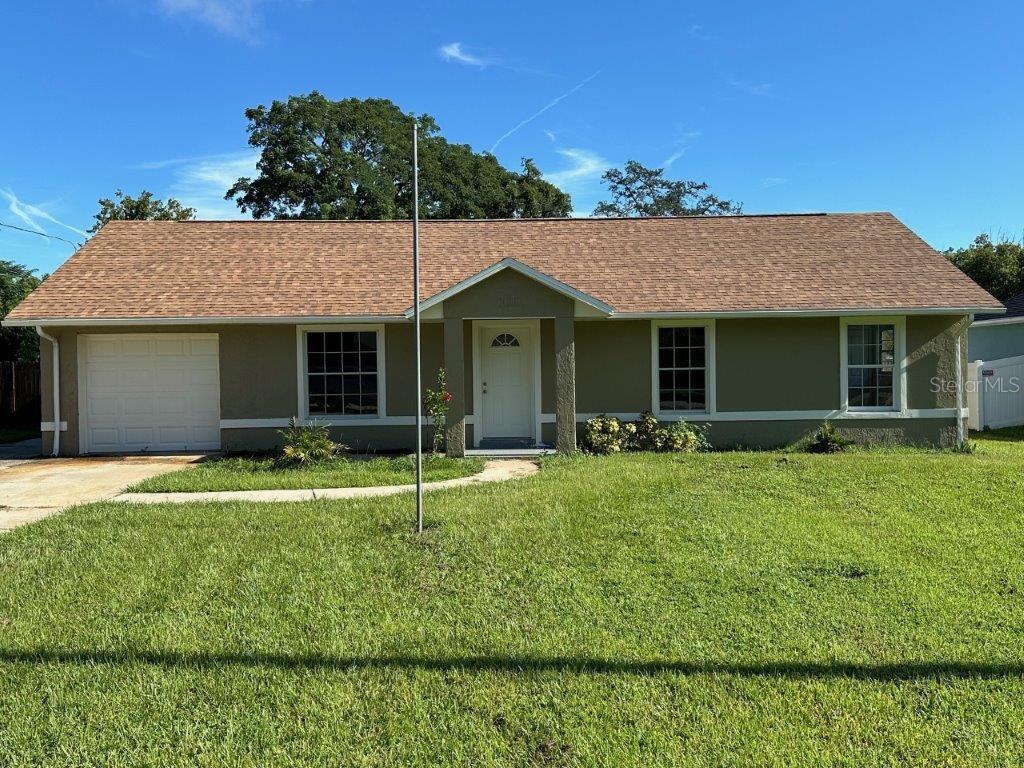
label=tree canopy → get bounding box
[226,93,571,220]
[593,160,741,217]
[0,260,43,361]
[90,190,195,233]
[945,234,1024,301]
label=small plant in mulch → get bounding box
[277,418,345,465]
[806,421,854,454]
[423,367,454,454]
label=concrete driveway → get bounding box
[0,455,205,531]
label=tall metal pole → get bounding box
[413,122,424,533]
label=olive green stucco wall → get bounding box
[717,318,840,411]
[906,315,967,409]
[441,269,573,319]
[37,307,969,455]
[574,320,651,413]
[384,323,444,417]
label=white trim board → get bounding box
[570,408,966,423]
[972,315,1024,328]
[7,307,994,329]
[222,409,966,430]
[40,421,68,432]
[3,315,408,328]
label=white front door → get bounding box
[479,324,535,441]
[80,334,221,453]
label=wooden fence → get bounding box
[0,361,41,427]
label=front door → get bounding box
[479,324,535,443]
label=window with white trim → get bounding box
[305,330,379,415]
[846,324,895,408]
[657,326,707,412]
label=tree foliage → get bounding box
[593,160,741,217]
[226,93,571,220]
[90,190,196,233]
[0,260,43,361]
[945,234,1024,301]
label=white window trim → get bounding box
[651,319,716,418]
[839,316,907,414]
[295,324,387,422]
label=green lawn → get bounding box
[2,435,1024,765]
[127,453,486,492]
[0,428,37,444]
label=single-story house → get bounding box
[969,293,1024,362]
[2,213,1001,456]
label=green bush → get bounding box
[583,411,707,454]
[582,415,636,455]
[630,410,707,452]
[277,418,345,465]
[806,421,853,454]
[659,419,709,453]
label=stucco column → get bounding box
[554,316,577,452]
[443,317,466,457]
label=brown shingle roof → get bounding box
[4,212,1000,322]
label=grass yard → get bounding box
[127,453,486,492]
[2,434,1024,765]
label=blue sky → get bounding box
[2,0,1022,275]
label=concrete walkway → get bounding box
[0,455,205,530]
[114,459,539,504]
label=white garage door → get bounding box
[81,334,221,453]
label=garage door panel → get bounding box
[189,338,219,356]
[87,337,121,357]
[122,396,156,418]
[156,426,188,446]
[122,426,156,444]
[88,369,119,389]
[88,397,119,418]
[189,368,219,387]
[155,367,190,387]
[82,334,221,453]
[121,338,154,355]
[157,397,188,418]
[155,338,188,356]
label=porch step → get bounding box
[465,448,556,458]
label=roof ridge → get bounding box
[133,211,890,225]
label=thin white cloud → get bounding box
[161,150,260,219]
[157,0,266,43]
[490,70,601,153]
[761,177,789,188]
[543,148,608,216]
[543,129,557,142]
[663,148,687,168]
[438,42,490,67]
[0,188,88,237]
[544,149,606,187]
[662,130,701,167]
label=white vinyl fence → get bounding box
[967,355,1024,430]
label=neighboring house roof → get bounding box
[974,293,1024,325]
[3,212,1002,324]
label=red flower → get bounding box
[442,391,453,403]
